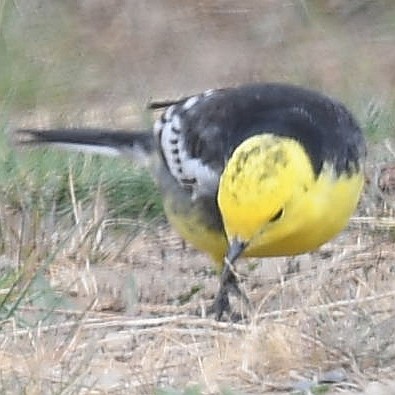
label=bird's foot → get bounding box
[209,260,251,321]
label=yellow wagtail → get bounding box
[15,83,366,319]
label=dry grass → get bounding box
[1,131,395,394]
[1,173,395,394]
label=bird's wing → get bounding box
[152,89,229,199]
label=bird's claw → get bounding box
[210,263,251,321]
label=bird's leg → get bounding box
[211,259,233,320]
[212,241,251,321]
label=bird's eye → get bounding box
[269,208,284,223]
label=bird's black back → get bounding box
[160,83,366,179]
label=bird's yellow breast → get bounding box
[164,203,227,265]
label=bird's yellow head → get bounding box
[218,134,316,257]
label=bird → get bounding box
[15,83,366,320]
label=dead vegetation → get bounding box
[1,170,395,394]
[1,1,395,394]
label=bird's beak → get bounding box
[225,238,247,265]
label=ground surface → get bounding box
[1,179,395,394]
[1,1,395,393]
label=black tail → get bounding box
[14,128,155,160]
